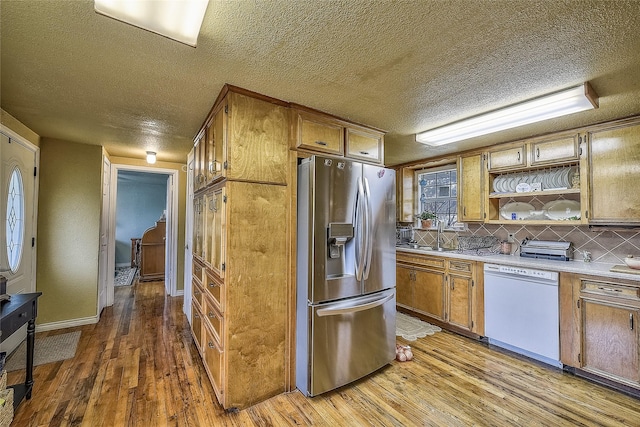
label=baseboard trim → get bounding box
[173,289,184,297]
[36,315,99,332]
[115,262,131,268]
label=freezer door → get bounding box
[310,157,362,303]
[362,165,396,295]
[308,289,396,396]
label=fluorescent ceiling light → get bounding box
[416,83,598,146]
[146,151,157,164]
[95,0,209,47]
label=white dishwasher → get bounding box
[484,264,561,367]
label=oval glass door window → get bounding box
[6,166,25,272]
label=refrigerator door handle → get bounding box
[355,177,365,281]
[363,177,374,279]
[316,293,394,317]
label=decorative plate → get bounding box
[543,200,581,220]
[500,202,534,220]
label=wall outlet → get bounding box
[508,233,515,242]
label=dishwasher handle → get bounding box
[316,293,394,317]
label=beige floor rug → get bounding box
[396,312,441,341]
[4,331,81,372]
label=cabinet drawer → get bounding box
[345,127,383,164]
[530,135,580,166]
[204,271,224,313]
[193,259,204,285]
[191,301,203,353]
[397,253,446,269]
[581,280,640,300]
[203,293,224,347]
[296,111,344,155]
[488,145,526,171]
[448,260,473,274]
[193,280,205,308]
[203,323,224,400]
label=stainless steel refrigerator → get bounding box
[296,155,396,397]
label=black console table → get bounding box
[0,292,42,410]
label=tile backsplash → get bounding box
[412,224,640,264]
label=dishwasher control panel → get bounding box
[484,264,558,281]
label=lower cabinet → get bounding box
[560,273,640,391]
[396,252,480,335]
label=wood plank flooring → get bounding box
[7,280,640,426]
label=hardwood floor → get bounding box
[7,280,640,426]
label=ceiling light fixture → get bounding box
[416,83,599,146]
[94,0,209,47]
[146,151,157,164]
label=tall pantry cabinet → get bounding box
[190,85,290,410]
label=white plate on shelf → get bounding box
[500,202,534,220]
[543,200,581,220]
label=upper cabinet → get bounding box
[529,134,580,166]
[295,109,344,156]
[587,117,640,224]
[458,153,484,222]
[487,144,526,171]
[292,105,385,165]
[193,86,289,191]
[345,125,384,164]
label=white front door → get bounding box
[0,128,38,352]
[97,154,111,316]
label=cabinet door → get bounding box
[203,323,224,402]
[588,122,640,223]
[346,126,384,164]
[296,110,344,156]
[530,134,580,166]
[396,265,414,308]
[582,299,639,383]
[193,136,203,191]
[209,186,225,279]
[448,274,472,331]
[191,300,203,353]
[193,195,204,260]
[211,101,227,182]
[413,268,445,321]
[458,154,484,221]
[488,145,526,171]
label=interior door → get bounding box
[0,129,38,353]
[97,154,111,316]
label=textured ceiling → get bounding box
[2,1,640,165]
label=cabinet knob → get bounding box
[631,313,635,331]
[315,141,328,146]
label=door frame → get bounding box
[183,150,194,320]
[106,163,179,306]
[98,153,111,316]
[0,124,39,293]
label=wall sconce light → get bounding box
[146,151,157,164]
[416,83,599,146]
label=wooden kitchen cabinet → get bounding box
[345,125,384,164]
[529,134,580,166]
[294,109,344,156]
[292,105,385,164]
[560,272,640,392]
[190,85,290,410]
[458,153,484,222]
[582,299,639,384]
[413,268,446,322]
[587,117,640,224]
[487,143,526,171]
[396,252,481,336]
[396,264,414,308]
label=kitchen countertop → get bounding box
[396,246,640,283]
